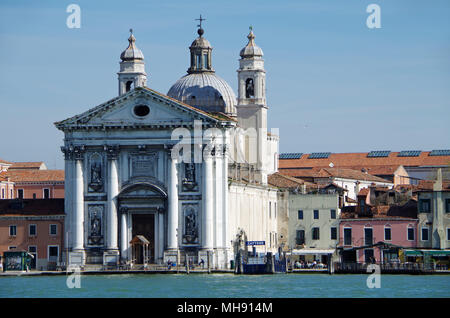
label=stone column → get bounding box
[105,145,120,252]
[120,207,128,261]
[215,145,223,248]
[222,142,230,250]
[158,210,164,263]
[202,145,213,249]
[72,145,85,251]
[61,146,73,250]
[167,148,179,250]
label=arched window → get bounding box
[196,54,202,69]
[245,78,254,98]
[126,81,134,92]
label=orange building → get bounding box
[0,199,65,270]
[0,160,64,199]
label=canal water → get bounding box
[0,273,449,298]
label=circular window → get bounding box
[133,105,150,117]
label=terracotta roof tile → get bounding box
[279,151,450,170]
[317,168,392,183]
[268,172,315,189]
[0,158,12,164]
[9,162,46,170]
[5,170,64,183]
[417,179,450,191]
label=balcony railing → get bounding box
[334,262,444,273]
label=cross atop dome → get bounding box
[195,14,206,37]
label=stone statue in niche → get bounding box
[245,78,254,98]
[183,206,198,244]
[89,155,103,192]
[182,163,197,191]
[88,205,104,245]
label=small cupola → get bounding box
[117,29,147,96]
[240,27,263,58]
[187,15,214,74]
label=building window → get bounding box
[298,210,303,220]
[446,199,450,213]
[312,227,320,240]
[32,193,36,199]
[1,188,4,198]
[48,245,59,262]
[364,249,375,263]
[29,224,37,236]
[268,202,271,219]
[331,227,337,240]
[421,227,429,241]
[330,209,336,219]
[17,189,24,199]
[203,54,208,69]
[447,228,450,241]
[313,210,319,220]
[407,228,415,241]
[9,225,17,236]
[28,246,37,253]
[196,54,202,69]
[8,246,16,250]
[43,188,50,199]
[364,228,373,246]
[49,224,57,236]
[10,189,13,198]
[344,228,352,245]
[274,203,277,219]
[296,230,305,245]
[384,227,392,241]
[419,199,431,213]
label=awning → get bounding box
[404,250,450,257]
[130,235,149,245]
[291,249,335,255]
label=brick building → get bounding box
[0,199,65,270]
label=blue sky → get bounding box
[0,0,449,169]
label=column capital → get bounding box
[72,145,86,160]
[60,146,73,160]
[104,145,120,160]
[119,206,128,214]
[203,143,214,159]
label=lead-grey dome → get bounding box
[240,30,263,58]
[120,33,144,61]
[167,73,236,116]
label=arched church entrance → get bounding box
[118,177,167,265]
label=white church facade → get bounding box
[55,22,279,269]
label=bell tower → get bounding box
[237,27,266,107]
[118,29,147,96]
[236,27,271,184]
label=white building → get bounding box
[55,24,279,269]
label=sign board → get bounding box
[246,241,265,246]
[69,252,83,266]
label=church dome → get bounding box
[120,31,144,61]
[190,36,212,49]
[167,73,236,116]
[167,20,236,117]
[240,29,263,58]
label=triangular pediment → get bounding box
[55,87,234,131]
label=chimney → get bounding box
[433,168,443,192]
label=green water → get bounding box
[0,274,449,298]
